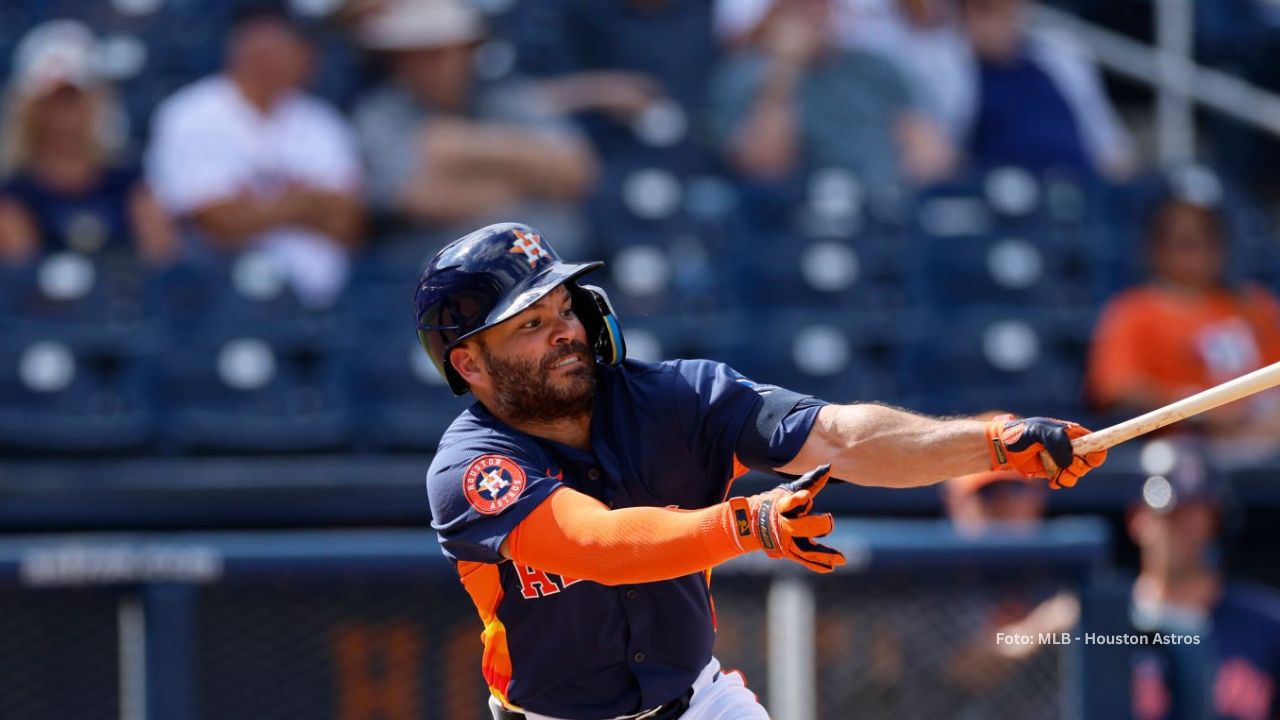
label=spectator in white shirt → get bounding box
[146,2,363,308]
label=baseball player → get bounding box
[416,222,1107,720]
[1128,440,1280,720]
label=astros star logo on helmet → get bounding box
[509,229,547,269]
[463,454,528,515]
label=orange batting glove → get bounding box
[985,414,1107,489]
[727,465,846,573]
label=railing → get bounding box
[1034,1,1280,161]
[0,520,1113,720]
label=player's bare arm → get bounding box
[780,404,1108,490]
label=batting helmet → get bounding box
[414,222,625,396]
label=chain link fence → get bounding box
[812,573,1071,720]
[0,588,122,720]
[0,524,1108,720]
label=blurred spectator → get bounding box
[517,0,718,174]
[945,469,1048,536]
[1126,439,1280,719]
[717,0,973,147]
[146,2,362,308]
[960,0,1134,179]
[1087,184,1280,464]
[351,0,595,246]
[877,470,1079,717]
[709,0,955,189]
[0,21,175,265]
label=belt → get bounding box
[491,686,695,720]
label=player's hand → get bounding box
[729,465,845,573]
[985,414,1107,489]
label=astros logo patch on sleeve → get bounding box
[463,455,528,515]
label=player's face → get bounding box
[474,286,596,423]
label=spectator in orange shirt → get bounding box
[1087,182,1280,462]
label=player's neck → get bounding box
[509,413,593,452]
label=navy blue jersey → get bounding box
[1132,583,1280,720]
[426,358,825,719]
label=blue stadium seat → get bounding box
[346,324,470,452]
[157,330,350,454]
[733,232,917,315]
[0,253,160,349]
[147,258,346,349]
[721,310,910,404]
[0,330,153,454]
[596,232,742,320]
[902,307,1092,417]
[918,231,1094,311]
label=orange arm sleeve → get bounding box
[506,487,748,586]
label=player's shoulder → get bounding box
[430,405,548,476]
[606,357,752,396]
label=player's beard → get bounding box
[481,339,597,424]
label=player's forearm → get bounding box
[785,404,991,488]
[505,487,748,586]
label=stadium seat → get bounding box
[918,230,1095,311]
[346,324,470,452]
[902,306,1092,417]
[733,231,917,315]
[157,329,351,454]
[0,330,153,454]
[147,257,347,350]
[722,310,910,405]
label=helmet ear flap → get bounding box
[571,283,626,366]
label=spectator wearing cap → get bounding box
[146,2,362,308]
[1126,439,1280,719]
[959,0,1134,179]
[0,20,175,265]
[1087,180,1280,464]
[708,0,956,190]
[351,0,596,246]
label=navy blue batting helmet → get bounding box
[414,222,625,395]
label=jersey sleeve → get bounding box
[426,437,563,564]
[670,359,829,476]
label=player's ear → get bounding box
[451,341,487,387]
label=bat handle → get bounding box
[1070,432,1109,456]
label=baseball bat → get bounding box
[1071,359,1280,455]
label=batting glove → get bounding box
[727,465,846,573]
[985,414,1107,489]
